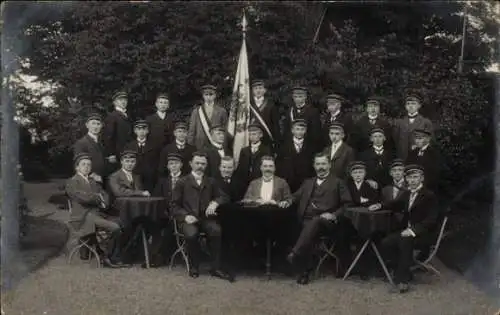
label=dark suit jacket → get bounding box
[108,169,144,197]
[276,137,315,193]
[124,138,159,190]
[359,146,395,188]
[292,174,352,220]
[204,144,232,178]
[102,110,133,158]
[243,176,292,203]
[406,145,443,192]
[393,114,433,160]
[346,179,380,206]
[73,134,107,177]
[215,174,246,203]
[282,105,323,153]
[354,114,394,152]
[65,174,110,234]
[321,111,356,148]
[381,182,407,204]
[249,98,282,148]
[146,112,174,151]
[234,144,272,185]
[158,142,196,176]
[322,142,355,180]
[383,187,438,236]
[172,173,229,221]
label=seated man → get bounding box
[65,153,130,268]
[172,152,234,281]
[108,150,151,198]
[381,159,407,203]
[285,153,352,284]
[346,161,381,209]
[243,155,292,207]
[382,164,439,293]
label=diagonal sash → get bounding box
[250,102,273,141]
[198,106,218,147]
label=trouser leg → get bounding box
[200,219,223,270]
[92,214,122,261]
[181,222,200,268]
[395,236,414,284]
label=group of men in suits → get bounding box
[67,80,443,293]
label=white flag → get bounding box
[227,13,251,166]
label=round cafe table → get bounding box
[232,201,293,279]
[342,207,395,286]
[115,196,167,268]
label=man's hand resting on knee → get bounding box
[320,212,337,222]
[185,215,198,224]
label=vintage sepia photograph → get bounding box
[1,1,499,314]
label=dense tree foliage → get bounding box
[3,1,497,193]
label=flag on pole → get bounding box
[227,13,251,166]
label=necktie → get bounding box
[409,191,418,209]
[369,119,376,125]
[375,149,383,156]
[172,177,178,189]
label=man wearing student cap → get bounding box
[406,126,442,193]
[108,150,151,198]
[158,121,196,177]
[188,84,228,151]
[381,164,439,293]
[322,122,355,180]
[381,159,407,203]
[103,90,133,172]
[65,153,130,268]
[282,86,322,153]
[73,113,107,183]
[393,92,433,160]
[359,127,395,188]
[354,95,394,152]
[321,93,355,148]
[249,79,281,150]
[124,119,158,192]
[146,92,174,154]
[204,124,232,178]
[276,119,315,193]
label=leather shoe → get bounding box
[210,269,235,282]
[398,282,410,293]
[189,267,200,278]
[103,258,130,268]
[296,272,310,285]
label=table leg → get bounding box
[141,227,150,269]
[370,242,394,286]
[266,237,272,280]
[343,239,370,280]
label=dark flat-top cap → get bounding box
[251,79,265,87]
[291,119,307,127]
[329,122,345,131]
[292,86,307,93]
[134,119,148,128]
[156,93,169,99]
[86,113,102,123]
[349,161,366,171]
[370,127,385,135]
[201,85,217,92]
[366,96,381,105]
[174,121,188,130]
[167,153,183,162]
[193,151,208,158]
[210,124,225,132]
[74,153,92,165]
[120,150,137,159]
[112,91,128,100]
[390,159,405,169]
[405,94,421,102]
[326,93,344,101]
[405,164,424,175]
[414,127,432,136]
[248,123,263,131]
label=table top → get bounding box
[115,196,165,202]
[236,201,284,211]
[345,207,392,215]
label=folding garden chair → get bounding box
[411,216,448,277]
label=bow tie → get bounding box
[263,177,273,182]
[408,114,418,119]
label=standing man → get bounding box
[103,90,133,173]
[322,122,355,180]
[354,96,394,152]
[146,93,174,156]
[249,80,281,150]
[172,152,234,281]
[285,153,353,284]
[321,93,355,148]
[393,93,433,160]
[158,122,196,177]
[124,119,158,192]
[359,127,395,188]
[73,113,107,184]
[188,85,228,151]
[204,125,232,178]
[282,86,322,153]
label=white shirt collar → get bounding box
[87,132,99,142]
[410,184,423,194]
[191,171,203,181]
[394,179,405,187]
[262,175,274,183]
[254,96,264,104]
[157,111,166,119]
[204,102,214,107]
[373,145,384,152]
[332,140,343,148]
[251,141,261,149]
[213,143,224,150]
[176,140,186,147]
[293,137,304,145]
[368,114,378,120]
[171,171,181,178]
[137,138,147,145]
[295,103,306,109]
[115,107,127,115]
[78,172,90,181]
[354,180,363,190]
[122,168,133,179]
[408,112,419,118]
[419,144,430,151]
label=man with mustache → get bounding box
[284,152,352,284]
[172,152,233,281]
